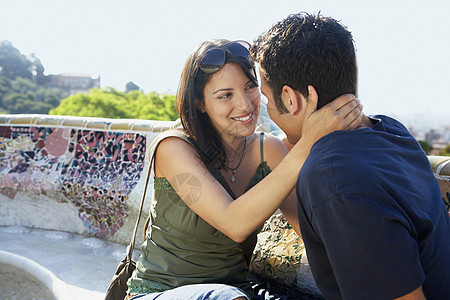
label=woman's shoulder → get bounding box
[152,130,200,177]
[152,129,190,145]
[153,130,195,153]
[151,130,198,164]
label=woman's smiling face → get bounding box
[200,63,261,139]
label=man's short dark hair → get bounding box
[251,12,358,111]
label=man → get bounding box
[251,12,450,299]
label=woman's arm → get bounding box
[155,92,362,242]
[257,133,301,235]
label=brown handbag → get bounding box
[105,155,154,300]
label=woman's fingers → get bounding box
[332,94,358,111]
[344,101,364,130]
[303,85,319,119]
[332,96,364,130]
[302,89,365,141]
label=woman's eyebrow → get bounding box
[213,88,233,95]
[212,80,253,94]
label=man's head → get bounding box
[251,12,358,142]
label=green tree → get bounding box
[0,40,33,80]
[419,140,433,155]
[50,88,178,121]
[0,76,65,114]
[35,88,63,107]
[0,40,66,114]
[0,75,12,106]
[439,144,450,156]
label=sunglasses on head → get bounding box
[199,40,251,74]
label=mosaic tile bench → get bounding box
[1,114,448,298]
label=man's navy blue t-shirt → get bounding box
[297,115,450,300]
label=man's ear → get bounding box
[281,85,304,116]
[194,98,205,113]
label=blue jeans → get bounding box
[130,283,250,300]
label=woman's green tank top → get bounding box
[127,131,271,296]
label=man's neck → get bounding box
[358,115,374,129]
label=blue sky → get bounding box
[1,0,449,119]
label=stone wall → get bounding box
[0,114,180,246]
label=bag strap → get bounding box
[124,130,164,261]
[126,156,154,261]
[126,129,191,254]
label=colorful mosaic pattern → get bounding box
[250,214,317,291]
[0,125,146,238]
[438,179,450,213]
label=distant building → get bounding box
[46,73,100,95]
[425,129,441,144]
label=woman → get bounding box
[126,39,362,300]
